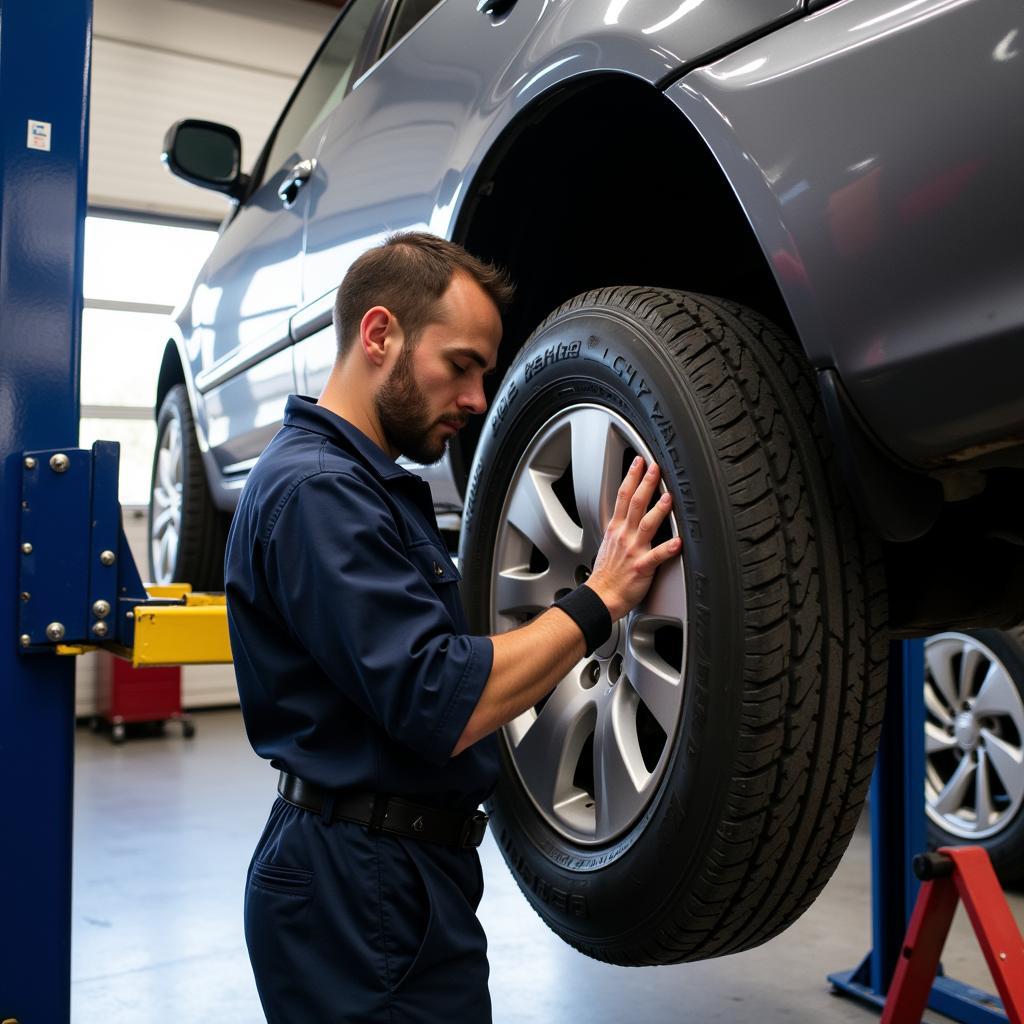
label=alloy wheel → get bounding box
[150,415,183,585]
[925,632,1024,840]
[492,404,686,845]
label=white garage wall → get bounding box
[75,0,340,713]
[89,0,337,220]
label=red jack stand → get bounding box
[881,847,1024,1024]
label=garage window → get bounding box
[80,214,217,505]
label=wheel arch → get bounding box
[451,72,797,483]
[156,338,186,414]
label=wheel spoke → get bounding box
[155,530,170,580]
[924,680,955,727]
[569,408,626,550]
[958,644,985,705]
[975,748,995,831]
[933,754,976,816]
[972,662,1021,719]
[493,568,557,619]
[637,558,686,623]
[925,721,958,754]
[926,642,959,713]
[152,484,173,512]
[594,689,648,840]
[505,467,582,566]
[158,447,177,498]
[625,633,682,736]
[152,505,177,536]
[164,526,178,576]
[980,730,1024,805]
[511,677,594,816]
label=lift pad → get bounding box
[131,590,231,666]
[48,592,230,665]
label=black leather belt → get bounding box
[277,771,489,850]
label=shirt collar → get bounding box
[283,395,413,482]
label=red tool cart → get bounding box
[93,652,195,744]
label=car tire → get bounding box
[149,383,227,590]
[925,627,1024,886]
[459,287,888,965]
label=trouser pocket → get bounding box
[249,859,314,897]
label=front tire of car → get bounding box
[149,383,228,590]
[459,287,888,964]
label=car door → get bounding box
[194,0,382,483]
[292,0,456,400]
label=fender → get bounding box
[300,0,802,305]
[663,0,1024,469]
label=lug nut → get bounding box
[100,550,116,566]
[49,453,70,473]
[46,622,66,642]
[92,600,110,618]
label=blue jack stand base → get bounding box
[828,640,1009,1024]
[831,955,1008,1021]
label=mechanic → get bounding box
[224,232,681,1023]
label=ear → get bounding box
[359,306,399,367]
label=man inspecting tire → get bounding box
[225,232,681,1023]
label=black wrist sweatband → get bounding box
[553,584,613,656]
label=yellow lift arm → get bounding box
[56,584,233,667]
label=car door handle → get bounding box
[477,0,517,16]
[278,158,316,208]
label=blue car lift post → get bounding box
[829,640,1012,1022]
[0,0,93,1019]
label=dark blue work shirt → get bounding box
[225,395,499,810]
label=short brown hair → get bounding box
[333,232,514,356]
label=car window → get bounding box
[383,0,441,52]
[262,0,381,183]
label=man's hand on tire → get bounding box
[587,457,681,621]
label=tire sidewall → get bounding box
[149,384,193,584]
[460,303,748,942]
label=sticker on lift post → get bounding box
[27,119,51,151]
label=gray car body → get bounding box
[160,0,1024,523]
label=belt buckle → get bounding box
[460,810,489,849]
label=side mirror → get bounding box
[162,119,248,200]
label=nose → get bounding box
[459,378,488,416]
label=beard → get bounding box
[374,343,460,465]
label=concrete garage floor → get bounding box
[72,709,1023,1023]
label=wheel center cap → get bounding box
[595,619,621,660]
[954,710,979,751]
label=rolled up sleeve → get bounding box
[264,470,492,765]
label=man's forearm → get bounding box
[451,607,585,757]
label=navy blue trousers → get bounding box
[245,798,491,1023]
